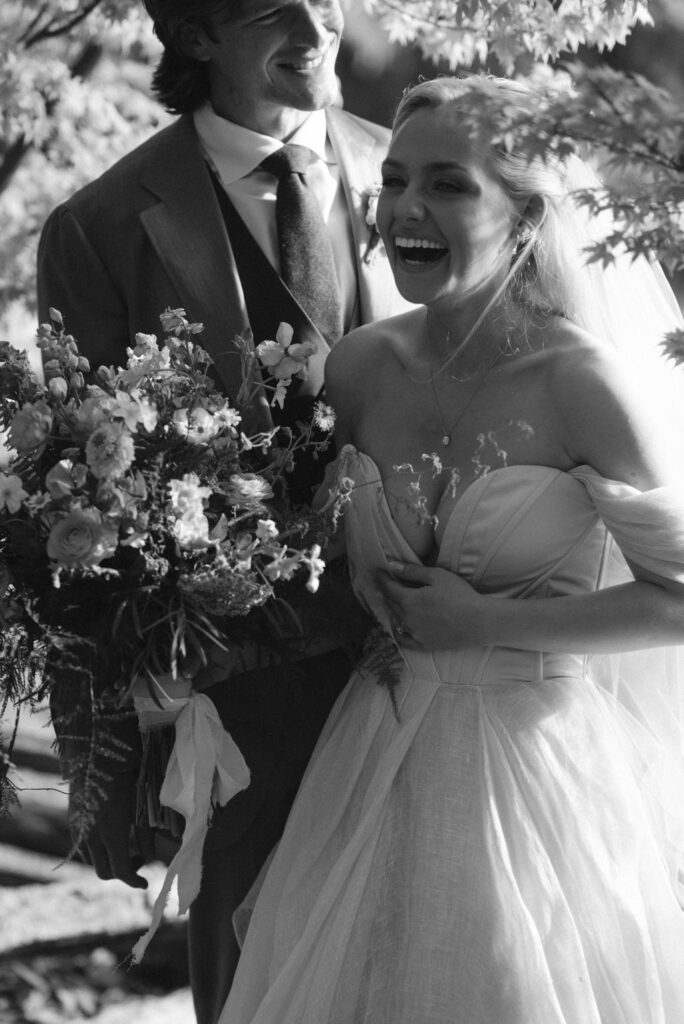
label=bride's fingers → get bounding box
[386,561,435,586]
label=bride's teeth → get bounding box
[395,237,445,250]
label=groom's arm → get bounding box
[37,204,132,370]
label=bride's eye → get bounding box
[381,175,404,190]
[433,179,466,194]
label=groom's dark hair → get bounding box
[141,0,242,115]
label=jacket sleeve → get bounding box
[37,205,132,371]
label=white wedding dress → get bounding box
[219,446,684,1024]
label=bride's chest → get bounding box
[345,454,606,596]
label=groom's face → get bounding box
[197,0,344,135]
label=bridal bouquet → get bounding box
[0,307,343,956]
[0,309,336,825]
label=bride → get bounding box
[219,76,684,1023]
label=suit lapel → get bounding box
[327,108,403,324]
[138,118,248,398]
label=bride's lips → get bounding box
[394,236,449,268]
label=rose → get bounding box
[47,508,118,568]
[8,401,53,455]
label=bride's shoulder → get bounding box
[540,317,654,403]
[539,317,683,486]
[326,310,421,386]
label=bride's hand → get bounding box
[376,561,489,650]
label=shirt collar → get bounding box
[193,103,332,185]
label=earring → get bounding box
[515,227,532,249]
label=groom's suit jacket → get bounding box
[37,106,400,395]
[37,105,406,849]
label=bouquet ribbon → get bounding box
[130,675,250,962]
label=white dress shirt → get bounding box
[193,103,357,332]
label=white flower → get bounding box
[263,548,302,582]
[119,344,171,384]
[133,333,158,352]
[209,514,229,543]
[213,403,242,431]
[0,472,29,513]
[45,459,88,499]
[173,512,211,550]
[303,544,325,593]
[110,392,159,433]
[257,322,317,381]
[173,406,220,443]
[168,473,212,516]
[86,422,136,480]
[256,518,278,542]
[362,190,383,265]
[365,191,379,227]
[313,401,336,433]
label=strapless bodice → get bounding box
[341,446,684,687]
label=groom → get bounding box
[37,2,406,1022]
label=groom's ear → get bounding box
[177,21,214,63]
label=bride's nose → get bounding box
[394,185,426,223]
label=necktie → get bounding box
[260,144,343,346]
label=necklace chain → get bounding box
[429,347,503,447]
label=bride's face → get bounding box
[377,104,518,312]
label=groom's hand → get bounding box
[376,561,489,650]
[72,768,154,890]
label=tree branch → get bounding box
[17,3,52,46]
[0,137,31,198]
[23,0,103,49]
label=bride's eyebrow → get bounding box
[381,158,471,174]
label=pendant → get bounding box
[441,433,450,447]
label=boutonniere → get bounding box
[362,188,383,266]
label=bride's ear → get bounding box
[514,195,547,244]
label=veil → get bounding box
[558,154,684,902]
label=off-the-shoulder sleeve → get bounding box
[571,465,684,583]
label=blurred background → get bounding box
[1,1,683,1021]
